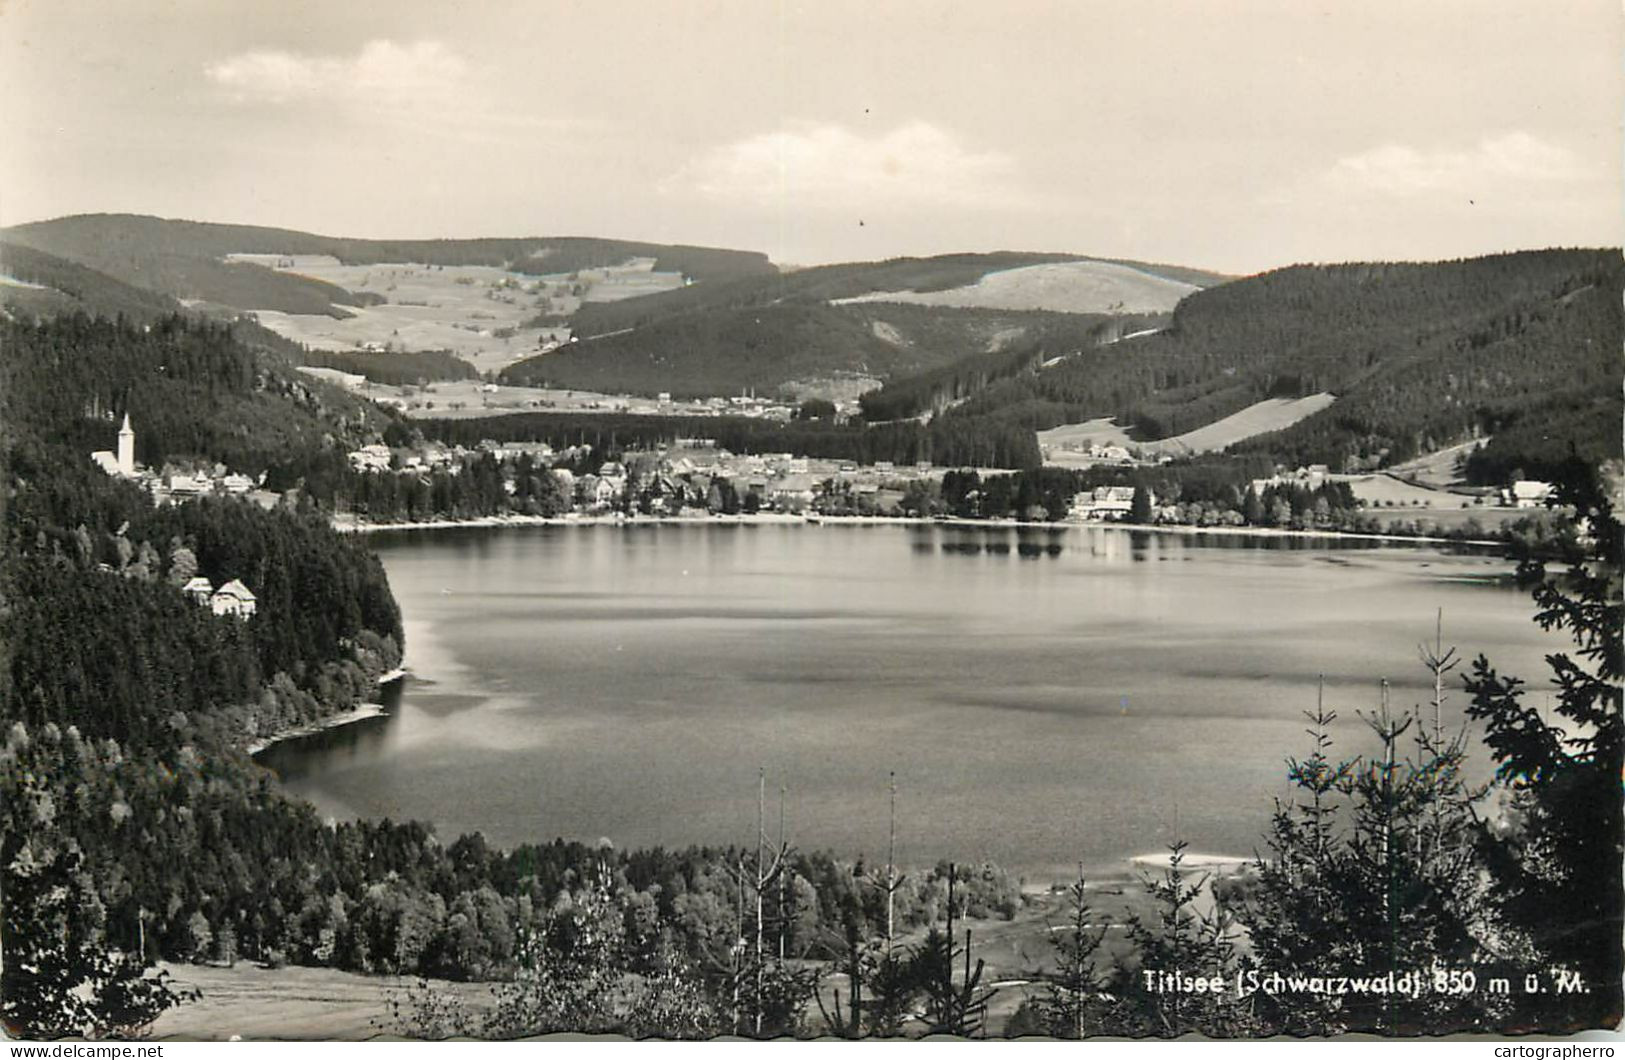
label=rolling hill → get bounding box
[943,248,1623,481]
[832,259,1202,314]
[500,303,1162,400]
[0,240,185,321]
[561,252,1226,339]
[1,214,777,318]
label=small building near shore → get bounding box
[1504,480,1553,508]
[1070,485,1137,521]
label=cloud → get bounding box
[666,122,1024,210]
[1323,132,1591,197]
[206,40,467,105]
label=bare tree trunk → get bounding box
[755,768,765,1037]
[886,772,897,957]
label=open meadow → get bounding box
[833,260,1200,314]
[1038,396,1336,466]
[225,254,687,374]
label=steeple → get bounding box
[117,412,135,476]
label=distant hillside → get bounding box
[832,260,1201,314]
[947,248,1623,479]
[563,252,1225,338]
[0,241,183,321]
[1,214,776,317]
[501,303,1156,399]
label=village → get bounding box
[91,406,1550,536]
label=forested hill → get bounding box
[0,311,410,739]
[1,213,776,317]
[558,251,1224,338]
[0,313,392,480]
[0,241,184,321]
[500,302,1157,400]
[946,248,1623,479]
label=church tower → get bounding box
[117,412,135,476]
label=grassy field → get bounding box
[1336,473,1529,533]
[1039,396,1335,466]
[1343,472,1464,508]
[229,259,549,373]
[151,961,474,1040]
[1360,505,1528,533]
[834,261,1199,315]
[1387,439,1486,489]
[1037,417,1137,459]
[1144,395,1337,457]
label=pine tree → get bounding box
[913,864,997,1037]
[1114,838,1256,1037]
[1463,460,1623,1030]
[1032,866,1108,1038]
[1131,485,1154,524]
[1239,681,1356,1034]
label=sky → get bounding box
[1,0,1619,273]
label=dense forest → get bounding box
[852,308,1161,422]
[412,409,1044,471]
[301,347,481,387]
[0,317,404,757]
[946,249,1622,479]
[0,241,184,321]
[503,301,1156,401]
[0,314,387,481]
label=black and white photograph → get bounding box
[0,0,1620,1046]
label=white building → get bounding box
[91,413,138,478]
[210,579,257,619]
[1070,485,1139,521]
[118,413,135,475]
[349,444,393,472]
[1505,480,1553,508]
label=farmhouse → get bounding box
[768,473,818,512]
[167,473,209,500]
[1504,480,1553,508]
[349,445,393,472]
[210,579,257,619]
[182,577,214,606]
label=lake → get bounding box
[259,523,1561,883]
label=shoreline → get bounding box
[332,510,1502,549]
[244,668,407,757]
[246,702,390,757]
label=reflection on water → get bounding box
[260,523,1543,882]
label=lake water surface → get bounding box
[260,523,1561,882]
